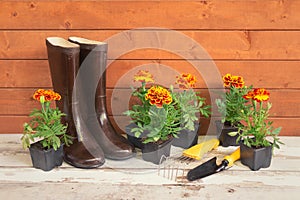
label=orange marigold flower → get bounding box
[133,70,154,83]
[243,90,255,100]
[145,86,172,108]
[32,89,61,102]
[53,92,61,101]
[43,90,54,101]
[253,88,270,102]
[33,89,45,101]
[175,73,197,89]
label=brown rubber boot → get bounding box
[46,37,105,168]
[68,36,135,160]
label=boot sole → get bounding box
[63,158,105,169]
[104,152,137,161]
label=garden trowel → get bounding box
[158,138,220,181]
[187,147,240,181]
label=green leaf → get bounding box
[228,131,238,136]
[272,127,282,135]
[153,136,160,142]
[123,110,132,116]
[143,138,154,144]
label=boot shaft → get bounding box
[68,37,109,118]
[68,37,108,97]
[46,37,80,116]
[46,37,81,136]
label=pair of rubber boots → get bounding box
[46,37,135,168]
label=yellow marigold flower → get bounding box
[253,88,270,102]
[231,75,245,88]
[243,88,270,102]
[175,73,197,89]
[145,86,172,108]
[133,70,154,83]
[222,73,233,87]
[222,73,244,88]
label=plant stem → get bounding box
[41,102,49,122]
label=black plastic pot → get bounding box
[125,123,149,149]
[172,123,200,149]
[29,142,64,171]
[215,120,240,147]
[141,138,173,165]
[240,142,272,171]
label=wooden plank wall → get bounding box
[0,0,299,136]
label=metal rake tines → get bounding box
[157,155,195,181]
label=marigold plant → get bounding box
[236,88,283,149]
[215,73,251,126]
[173,73,211,131]
[21,89,73,150]
[124,70,210,143]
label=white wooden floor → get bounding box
[0,134,299,200]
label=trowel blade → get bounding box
[187,157,219,181]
